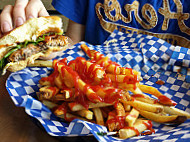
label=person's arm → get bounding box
[66,19,85,44]
[0,0,49,34]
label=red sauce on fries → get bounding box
[103,89,123,104]
[158,96,177,106]
[156,80,165,85]
[132,94,146,98]
[143,120,153,130]
[141,120,155,135]
[106,111,126,129]
[56,103,76,122]
[38,44,185,139]
[48,86,58,96]
[40,71,59,86]
[49,57,128,106]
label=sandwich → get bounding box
[0,16,69,75]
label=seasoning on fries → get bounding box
[37,44,190,139]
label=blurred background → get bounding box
[0,0,69,32]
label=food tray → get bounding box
[6,30,190,141]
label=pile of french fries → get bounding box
[37,44,190,139]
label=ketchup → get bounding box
[143,120,153,130]
[132,94,146,98]
[40,71,59,86]
[123,75,138,84]
[40,58,67,87]
[141,120,155,135]
[103,89,123,104]
[55,103,75,122]
[44,54,140,113]
[75,92,89,110]
[106,112,126,130]
[125,67,133,75]
[158,96,177,106]
[47,86,58,96]
[156,80,165,85]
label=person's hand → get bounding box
[0,0,49,36]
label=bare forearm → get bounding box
[65,19,85,44]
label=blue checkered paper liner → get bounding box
[6,30,190,142]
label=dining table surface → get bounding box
[0,72,97,142]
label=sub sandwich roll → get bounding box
[0,16,69,75]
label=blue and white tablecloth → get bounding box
[6,30,190,142]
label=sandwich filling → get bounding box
[0,33,68,74]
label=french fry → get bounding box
[132,94,157,104]
[52,58,67,68]
[39,75,55,86]
[81,44,142,78]
[116,103,125,116]
[115,103,127,130]
[76,109,93,120]
[163,106,190,119]
[123,104,131,112]
[39,86,59,100]
[92,108,104,126]
[54,73,64,89]
[112,83,144,96]
[56,113,86,122]
[121,99,163,113]
[106,109,127,131]
[95,86,125,101]
[60,89,72,99]
[123,91,132,101]
[119,119,151,139]
[37,46,189,140]
[105,63,142,79]
[125,108,139,127]
[107,74,140,84]
[57,63,102,103]
[139,84,177,106]
[58,65,75,88]
[107,111,117,131]
[39,70,59,87]
[87,102,113,109]
[53,103,67,115]
[69,57,107,84]
[68,102,86,111]
[138,109,187,124]
[81,44,103,60]
[112,82,136,91]
[131,86,144,95]
[77,79,103,102]
[54,103,87,122]
[45,60,67,87]
[53,89,75,101]
[101,107,109,118]
[120,92,131,112]
[68,102,113,111]
[42,100,58,109]
[39,79,52,86]
[28,60,53,67]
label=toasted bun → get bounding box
[3,52,44,73]
[0,16,63,60]
[0,16,69,75]
[0,16,63,47]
